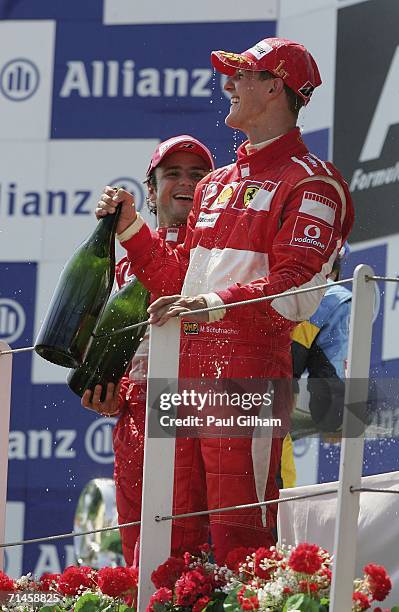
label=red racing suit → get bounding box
[119,128,355,563]
[113,226,187,567]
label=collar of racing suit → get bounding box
[245,134,281,155]
[237,126,307,176]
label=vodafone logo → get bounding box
[304,224,321,240]
[290,216,333,254]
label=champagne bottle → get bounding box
[67,277,149,401]
[35,210,120,368]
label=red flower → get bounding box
[151,557,185,589]
[254,547,282,580]
[97,567,137,598]
[38,573,60,591]
[57,566,95,596]
[364,564,392,601]
[352,591,371,610]
[147,587,173,612]
[175,568,213,607]
[237,586,259,610]
[0,571,15,592]
[192,595,211,612]
[288,543,323,575]
[225,547,255,572]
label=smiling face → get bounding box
[224,69,275,135]
[148,151,210,226]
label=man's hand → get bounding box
[81,382,121,417]
[148,295,209,326]
[96,186,137,234]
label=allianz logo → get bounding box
[8,418,116,463]
[60,60,214,98]
[0,58,40,101]
[0,298,26,344]
[0,178,144,217]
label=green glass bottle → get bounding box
[67,277,149,401]
[35,211,120,368]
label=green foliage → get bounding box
[283,593,328,611]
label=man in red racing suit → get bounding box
[83,135,214,566]
[96,38,355,564]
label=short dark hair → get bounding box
[145,170,157,215]
[258,70,304,118]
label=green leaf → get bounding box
[283,593,321,612]
[73,593,105,611]
[38,607,64,612]
[390,607,399,612]
[204,596,226,612]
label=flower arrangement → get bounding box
[0,565,137,611]
[147,542,396,612]
[0,542,396,612]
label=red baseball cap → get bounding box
[146,135,215,178]
[211,37,322,105]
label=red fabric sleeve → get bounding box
[119,181,206,298]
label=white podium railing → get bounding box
[330,264,375,611]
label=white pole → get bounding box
[330,265,375,611]
[138,319,180,611]
[0,342,13,572]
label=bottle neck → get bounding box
[89,209,121,257]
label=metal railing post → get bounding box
[330,265,375,611]
[0,342,13,572]
[138,319,180,611]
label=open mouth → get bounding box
[230,96,240,106]
[174,194,193,202]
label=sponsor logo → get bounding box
[0,180,144,217]
[9,429,76,460]
[208,183,238,210]
[183,322,199,335]
[274,60,289,79]
[290,216,333,254]
[218,51,248,64]
[248,41,273,59]
[243,185,260,207]
[304,224,321,239]
[298,191,337,226]
[195,211,220,228]
[298,81,315,99]
[0,58,40,101]
[85,418,117,464]
[0,299,26,344]
[232,180,275,211]
[349,162,399,192]
[59,60,213,99]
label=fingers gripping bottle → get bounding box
[35,210,121,368]
[67,277,149,401]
